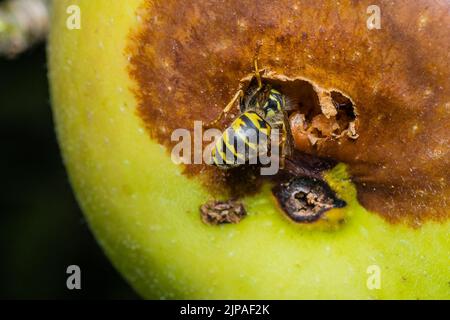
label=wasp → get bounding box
[208,60,294,169]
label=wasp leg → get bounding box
[281,109,295,168]
[206,89,244,128]
[271,120,288,170]
[279,125,287,169]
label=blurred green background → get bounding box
[0,44,138,299]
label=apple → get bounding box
[48,0,449,299]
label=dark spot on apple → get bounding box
[200,199,246,225]
[273,177,346,223]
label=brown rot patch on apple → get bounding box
[272,177,346,223]
[200,199,246,225]
[127,0,450,227]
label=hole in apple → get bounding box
[272,176,346,223]
[237,73,359,148]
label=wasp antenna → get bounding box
[253,58,263,89]
[252,40,264,89]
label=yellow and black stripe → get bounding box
[263,89,285,118]
[212,111,271,168]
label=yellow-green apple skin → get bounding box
[49,0,449,299]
